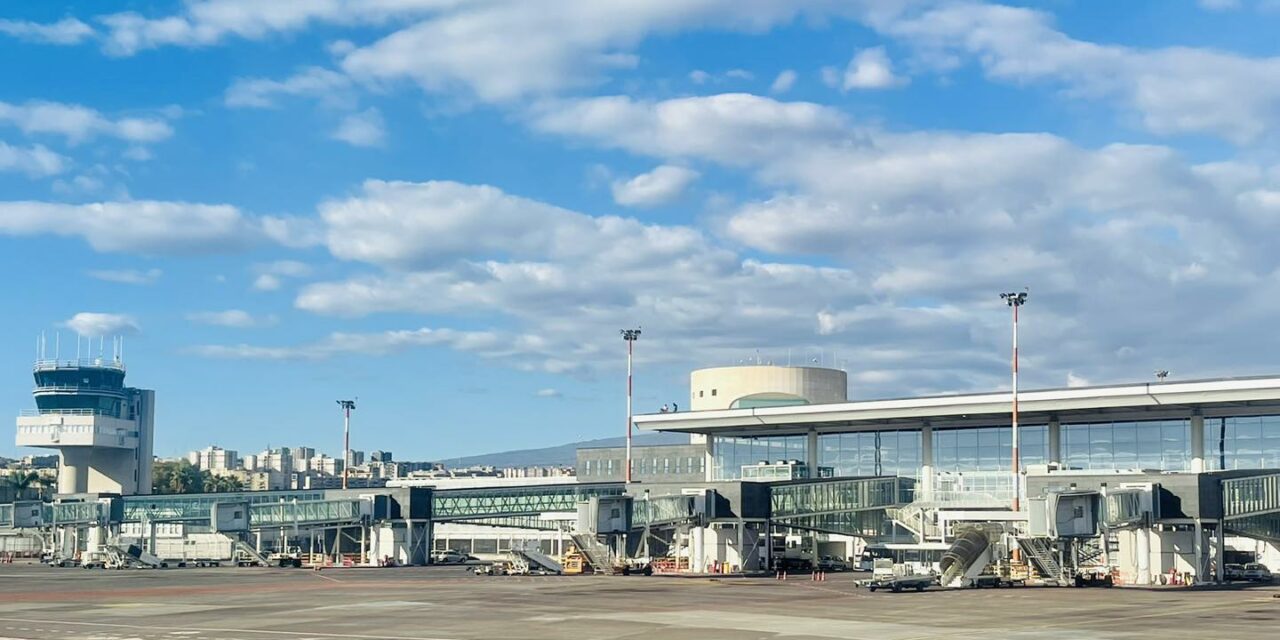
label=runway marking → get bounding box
[309,572,343,583]
[0,617,458,640]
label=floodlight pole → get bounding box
[621,328,641,485]
[1000,292,1028,512]
[337,399,356,490]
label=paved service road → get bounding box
[0,563,1277,640]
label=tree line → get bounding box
[152,460,245,494]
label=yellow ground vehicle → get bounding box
[561,546,590,575]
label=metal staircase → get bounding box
[1076,537,1105,567]
[569,533,617,574]
[1018,537,1063,583]
[232,539,269,567]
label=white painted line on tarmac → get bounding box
[0,618,458,640]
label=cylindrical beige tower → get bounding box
[689,365,847,411]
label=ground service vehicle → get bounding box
[1243,563,1272,582]
[432,549,468,564]
[1224,564,1247,581]
[862,559,936,593]
[817,555,851,572]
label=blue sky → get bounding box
[4,0,1280,461]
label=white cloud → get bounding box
[87,268,162,285]
[0,18,94,45]
[225,66,353,109]
[331,108,387,147]
[611,165,699,207]
[96,1,469,56]
[826,47,908,90]
[189,326,516,362]
[62,312,139,336]
[1066,371,1091,388]
[879,3,1280,143]
[186,309,277,328]
[1197,0,1242,10]
[770,69,797,94]
[532,93,849,166]
[0,100,173,144]
[261,215,326,249]
[0,141,68,177]
[335,1,860,103]
[535,388,562,398]
[0,200,253,254]
[252,260,313,292]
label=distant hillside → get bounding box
[436,432,692,468]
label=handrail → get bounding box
[33,385,127,394]
[34,358,125,372]
[18,409,120,417]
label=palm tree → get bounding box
[5,471,41,499]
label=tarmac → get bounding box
[0,562,1278,640]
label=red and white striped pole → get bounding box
[621,329,641,485]
[337,399,356,490]
[1001,292,1027,512]
[1012,300,1020,512]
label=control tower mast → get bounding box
[14,335,155,495]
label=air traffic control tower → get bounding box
[15,345,154,495]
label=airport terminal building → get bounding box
[633,366,1280,583]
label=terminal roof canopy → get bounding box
[634,375,1280,437]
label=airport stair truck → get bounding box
[938,529,994,588]
[570,495,632,574]
[512,543,563,575]
[1017,537,1064,584]
[104,539,164,569]
[568,533,619,574]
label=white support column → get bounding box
[1190,413,1205,473]
[704,436,716,482]
[1136,527,1151,585]
[806,430,819,478]
[1193,518,1204,583]
[920,425,934,501]
[1215,524,1225,584]
[690,526,705,573]
[1048,418,1061,465]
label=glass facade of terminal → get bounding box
[1204,415,1280,470]
[711,415,1280,481]
[819,431,922,477]
[1062,419,1189,470]
[712,435,807,480]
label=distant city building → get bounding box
[369,450,393,463]
[290,446,315,461]
[346,450,365,467]
[310,455,344,477]
[241,453,259,471]
[257,448,292,473]
[188,446,239,472]
[20,455,58,468]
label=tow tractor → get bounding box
[860,559,937,593]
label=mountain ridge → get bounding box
[434,431,691,468]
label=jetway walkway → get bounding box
[770,476,914,537]
[1222,472,1280,542]
[632,494,699,529]
[431,482,624,523]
